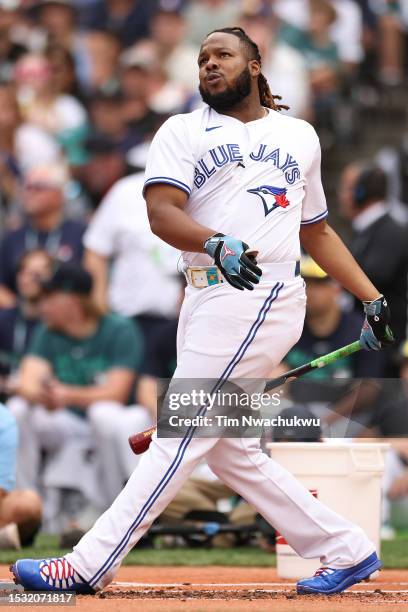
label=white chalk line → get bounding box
[111,580,408,589]
[112,582,295,587]
[110,581,408,594]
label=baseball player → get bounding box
[12,27,394,595]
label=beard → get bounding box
[199,66,252,112]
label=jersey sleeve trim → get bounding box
[301,210,328,225]
[143,177,191,196]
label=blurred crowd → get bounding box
[1,0,408,550]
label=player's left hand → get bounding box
[360,295,395,350]
[204,233,262,291]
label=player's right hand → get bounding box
[204,233,262,291]
[360,294,395,350]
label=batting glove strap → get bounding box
[360,295,395,351]
[204,233,262,291]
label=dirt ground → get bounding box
[2,565,408,612]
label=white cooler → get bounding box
[267,441,389,579]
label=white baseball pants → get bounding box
[67,276,375,590]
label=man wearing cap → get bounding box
[8,262,152,509]
[0,163,85,308]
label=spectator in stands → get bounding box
[274,0,364,70]
[80,0,160,48]
[45,45,83,100]
[14,53,88,166]
[0,404,42,549]
[184,0,241,46]
[0,0,27,83]
[149,6,200,96]
[0,83,24,231]
[0,83,61,173]
[83,170,180,348]
[87,91,124,139]
[0,83,61,230]
[338,161,408,351]
[238,12,312,120]
[9,262,151,508]
[81,30,121,94]
[369,0,406,86]
[278,0,340,135]
[32,2,119,96]
[33,0,77,51]
[329,0,364,71]
[120,41,186,116]
[87,91,135,154]
[0,249,52,399]
[0,162,85,307]
[279,0,339,72]
[80,134,127,210]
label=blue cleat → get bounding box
[296,552,382,595]
[10,558,94,594]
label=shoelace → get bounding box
[39,558,83,588]
[314,567,336,577]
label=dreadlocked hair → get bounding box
[207,26,289,112]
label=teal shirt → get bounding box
[279,23,339,70]
[28,314,143,415]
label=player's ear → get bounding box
[248,59,261,78]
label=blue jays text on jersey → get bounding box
[194,143,301,190]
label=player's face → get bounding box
[198,32,258,112]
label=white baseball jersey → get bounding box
[144,105,328,266]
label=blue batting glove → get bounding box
[204,233,262,291]
[360,295,395,351]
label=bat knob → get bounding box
[128,426,156,455]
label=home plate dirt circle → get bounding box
[3,566,408,611]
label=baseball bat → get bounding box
[129,339,362,455]
[264,339,362,391]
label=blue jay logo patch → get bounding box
[247,185,290,217]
